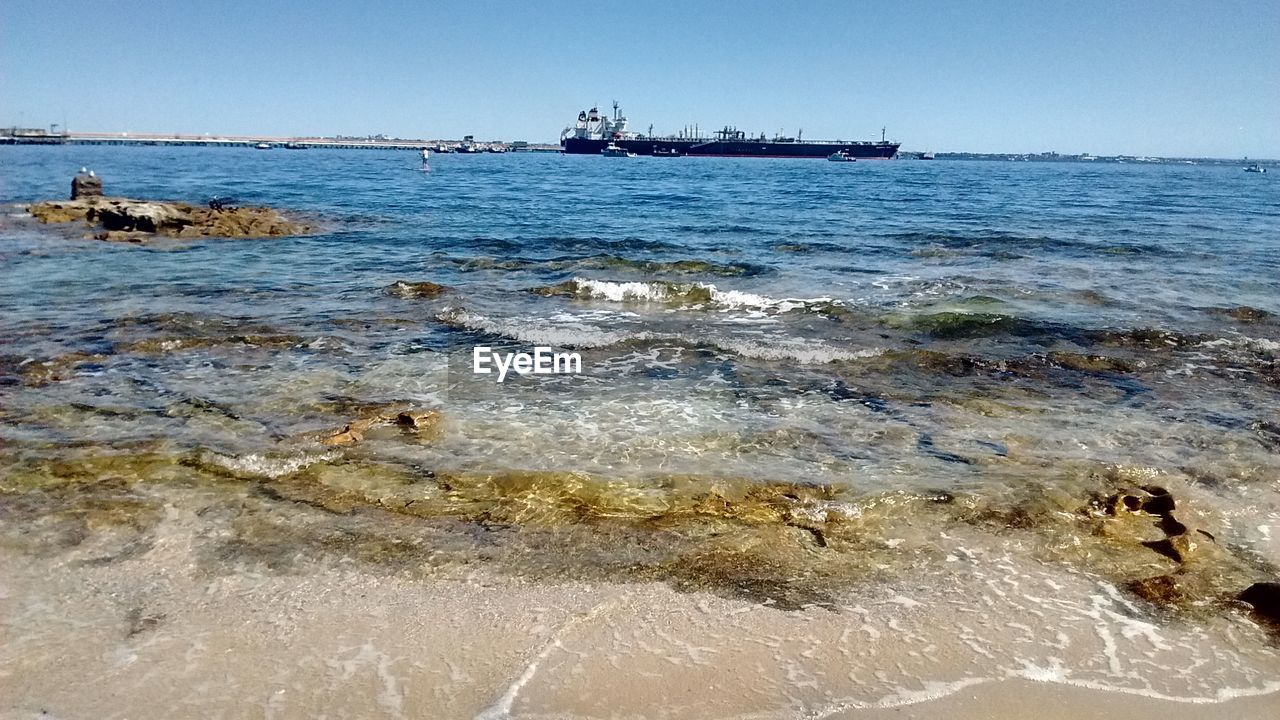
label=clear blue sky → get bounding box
[3,0,1276,157]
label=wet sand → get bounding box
[843,681,1279,720]
[3,499,1277,720]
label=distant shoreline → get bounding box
[1,130,1274,163]
[0,130,561,152]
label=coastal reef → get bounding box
[5,439,1278,619]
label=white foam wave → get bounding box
[716,338,884,364]
[566,277,835,314]
[1198,336,1280,354]
[201,450,338,479]
[441,308,635,348]
[441,308,882,364]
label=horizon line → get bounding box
[2,128,1276,164]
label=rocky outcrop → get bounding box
[98,202,191,233]
[27,196,311,241]
[71,172,103,200]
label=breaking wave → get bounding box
[436,307,875,363]
[530,277,842,315]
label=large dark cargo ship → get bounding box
[561,103,899,159]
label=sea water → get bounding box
[2,146,1279,710]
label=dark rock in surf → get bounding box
[385,281,450,299]
[1141,491,1176,516]
[1238,582,1280,626]
[1158,514,1188,537]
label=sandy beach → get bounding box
[3,490,1277,719]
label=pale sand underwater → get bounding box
[2,496,1278,719]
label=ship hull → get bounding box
[562,137,899,159]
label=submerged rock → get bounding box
[17,351,110,386]
[3,445,1269,617]
[1212,306,1273,323]
[320,407,440,446]
[1127,574,1186,605]
[891,311,1049,340]
[385,281,450,299]
[1046,351,1136,374]
[1097,327,1207,350]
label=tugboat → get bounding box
[456,135,482,153]
[602,142,636,158]
[827,150,856,162]
[562,101,900,159]
[919,151,936,160]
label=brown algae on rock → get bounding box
[5,441,1271,616]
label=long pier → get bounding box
[1,131,560,152]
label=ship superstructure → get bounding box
[565,102,637,143]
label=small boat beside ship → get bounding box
[827,151,856,162]
[562,102,900,159]
[602,143,636,158]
